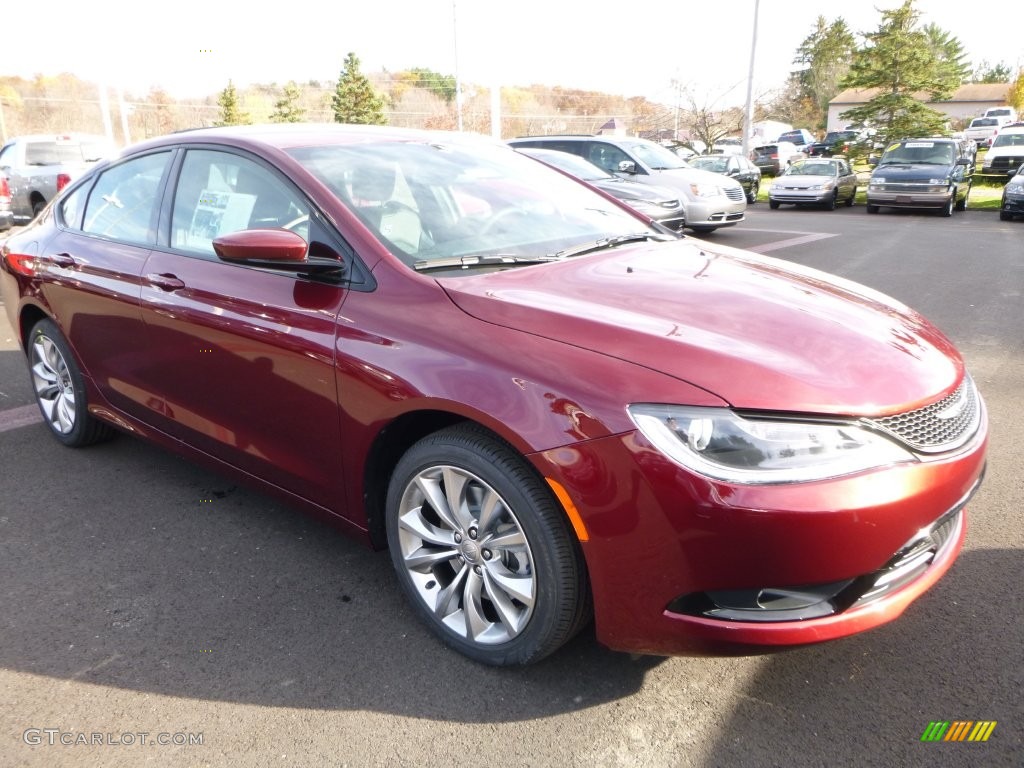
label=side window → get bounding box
[586,143,630,174]
[171,149,310,256]
[82,152,171,245]
[60,182,91,229]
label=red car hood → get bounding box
[440,239,962,416]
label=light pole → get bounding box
[742,0,760,158]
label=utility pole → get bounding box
[453,1,464,131]
[742,0,760,158]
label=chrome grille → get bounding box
[868,376,980,453]
[724,187,745,202]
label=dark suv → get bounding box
[866,138,973,216]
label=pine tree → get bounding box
[270,81,306,123]
[793,16,857,131]
[331,52,386,125]
[839,1,961,144]
[215,80,251,127]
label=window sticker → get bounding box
[185,190,256,251]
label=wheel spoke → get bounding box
[398,507,456,548]
[434,562,468,618]
[484,563,534,607]
[403,545,459,572]
[56,391,76,432]
[476,487,503,536]
[462,569,490,641]
[414,474,461,532]
[485,528,526,550]
[441,467,476,530]
[481,569,524,635]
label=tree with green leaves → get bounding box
[215,80,251,127]
[792,16,857,131]
[839,1,962,144]
[972,61,1013,84]
[922,23,971,84]
[331,52,386,125]
[270,81,306,123]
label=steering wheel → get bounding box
[481,206,531,236]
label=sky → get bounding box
[6,0,1022,108]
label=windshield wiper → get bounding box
[549,232,670,259]
[413,253,564,271]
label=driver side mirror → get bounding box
[616,160,637,174]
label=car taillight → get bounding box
[56,173,72,192]
[4,250,38,277]
[0,175,10,198]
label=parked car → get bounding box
[751,142,806,175]
[508,134,746,233]
[768,158,858,209]
[516,147,685,231]
[866,138,973,216]
[1,124,988,666]
[983,106,1018,126]
[777,128,815,149]
[0,133,114,222]
[687,153,762,203]
[981,125,1024,178]
[0,172,12,232]
[999,162,1024,220]
[806,130,860,158]
[964,117,1001,149]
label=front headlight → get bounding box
[625,199,665,217]
[690,183,723,198]
[1007,183,1024,194]
[628,405,915,484]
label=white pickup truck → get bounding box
[0,133,113,222]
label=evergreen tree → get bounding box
[793,16,857,131]
[971,61,1013,84]
[839,1,960,144]
[270,81,306,123]
[331,52,386,125]
[215,80,251,127]
[922,24,972,85]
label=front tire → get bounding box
[385,425,589,665]
[768,199,780,210]
[941,193,954,217]
[866,203,879,214]
[746,180,759,204]
[28,319,114,447]
[823,190,838,211]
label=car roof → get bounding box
[128,123,506,154]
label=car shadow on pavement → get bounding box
[0,425,664,722]
[699,546,1024,767]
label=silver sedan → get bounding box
[769,158,858,210]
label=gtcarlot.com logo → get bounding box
[921,721,997,742]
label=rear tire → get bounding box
[28,318,115,447]
[385,424,590,666]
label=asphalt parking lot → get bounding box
[1,207,1022,767]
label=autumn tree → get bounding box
[215,80,251,126]
[839,0,962,144]
[332,52,386,125]
[1008,70,1024,112]
[271,81,306,123]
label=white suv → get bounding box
[982,125,1024,178]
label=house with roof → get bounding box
[827,83,1012,131]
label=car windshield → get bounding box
[289,140,659,272]
[786,162,835,176]
[689,156,729,173]
[970,119,997,128]
[991,133,1024,148]
[824,131,856,142]
[622,141,690,170]
[878,142,955,165]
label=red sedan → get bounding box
[0,125,987,665]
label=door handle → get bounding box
[48,253,76,268]
[145,273,186,291]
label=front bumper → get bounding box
[1001,192,1024,217]
[684,195,746,229]
[769,187,833,205]
[868,186,953,209]
[535,407,987,656]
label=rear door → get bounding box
[37,150,173,417]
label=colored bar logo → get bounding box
[921,721,996,742]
